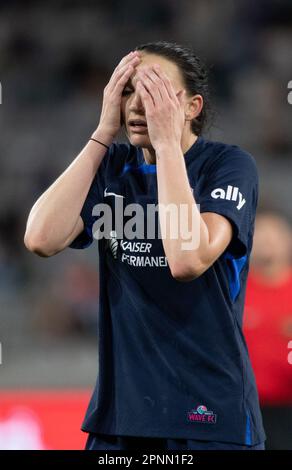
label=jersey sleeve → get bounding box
[197,148,259,257]
[68,146,109,250]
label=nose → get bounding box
[128,89,145,112]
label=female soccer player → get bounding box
[24,41,266,450]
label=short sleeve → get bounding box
[69,147,109,250]
[198,148,259,257]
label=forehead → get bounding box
[129,53,183,88]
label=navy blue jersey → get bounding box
[69,136,266,445]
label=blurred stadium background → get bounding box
[0,0,291,449]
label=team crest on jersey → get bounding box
[187,404,217,424]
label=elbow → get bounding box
[169,260,207,282]
[24,231,55,257]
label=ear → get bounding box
[187,94,204,120]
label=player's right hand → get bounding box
[98,51,141,139]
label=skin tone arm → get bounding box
[136,64,233,281]
[24,51,141,257]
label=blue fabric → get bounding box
[223,252,247,301]
[245,410,252,446]
[122,162,157,174]
[69,137,265,445]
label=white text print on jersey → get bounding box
[211,185,246,210]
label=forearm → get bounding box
[156,144,210,279]
[24,128,113,255]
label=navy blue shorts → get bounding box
[85,433,265,450]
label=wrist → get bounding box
[91,127,115,147]
[155,141,182,157]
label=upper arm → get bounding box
[68,142,125,250]
[200,212,233,268]
[48,216,84,255]
[68,167,105,250]
[173,212,233,281]
[63,216,84,249]
[183,149,259,279]
[198,149,258,258]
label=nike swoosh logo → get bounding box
[104,187,125,198]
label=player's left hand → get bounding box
[136,64,186,151]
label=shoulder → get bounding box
[202,138,258,180]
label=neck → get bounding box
[142,132,198,164]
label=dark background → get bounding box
[0,0,291,449]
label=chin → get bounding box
[128,132,151,147]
